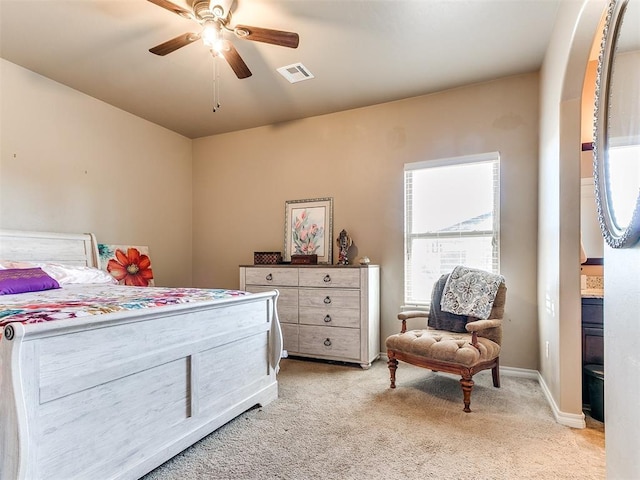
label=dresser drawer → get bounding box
[298,325,360,360]
[299,309,360,328]
[298,269,360,288]
[298,289,360,328]
[245,285,299,324]
[299,288,360,309]
[245,267,298,287]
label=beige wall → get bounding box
[0,59,193,287]
[192,73,540,370]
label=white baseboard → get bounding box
[500,365,539,379]
[378,353,587,428]
[536,371,586,429]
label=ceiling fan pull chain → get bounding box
[212,52,221,112]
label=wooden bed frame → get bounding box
[0,230,282,480]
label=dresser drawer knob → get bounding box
[323,274,331,283]
[265,273,273,281]
[324,338,332,346]
[324,315,332,323]
[323,296,331,304]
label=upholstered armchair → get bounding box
[386,269,506,412]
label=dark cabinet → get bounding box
[582,297,603,405]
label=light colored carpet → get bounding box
[143,358,605,480]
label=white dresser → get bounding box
[239,265,380,368]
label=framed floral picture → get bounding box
[97,243,155,287]
[284,197,333,263]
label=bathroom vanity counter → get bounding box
[581,288,604,298]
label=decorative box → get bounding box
[291,254,318,265]
[254,252,282,265]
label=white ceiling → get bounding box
[0,0,563,139]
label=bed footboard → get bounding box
[0,291,281,480]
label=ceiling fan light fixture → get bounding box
[201,20,224,51]
[147,0,297,80]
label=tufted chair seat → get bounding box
[386,329,501,367]
[386,280,506,413]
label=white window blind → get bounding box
[404,152,500,306]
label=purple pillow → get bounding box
[0,268,60,295]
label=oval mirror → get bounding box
[593,0,640,248]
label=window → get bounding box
[404,152,500,306]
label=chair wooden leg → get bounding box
[492,358,500,388]
[460,375,474,413]
[387,352,398,389]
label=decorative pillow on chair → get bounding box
[441,265,505,320]
[0,268,61,295]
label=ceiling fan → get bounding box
[147,0,299,79]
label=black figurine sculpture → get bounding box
[336,229,352,265]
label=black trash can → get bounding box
[584,364,605,422]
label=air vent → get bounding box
[277,63,314,83]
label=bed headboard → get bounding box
[0,230,98,268]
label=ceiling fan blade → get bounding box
[219,41,252,79]
[147,0,194,19]
[234,25,299,49]
[149,33,201,56]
